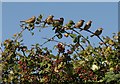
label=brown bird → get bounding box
[74,20,85,28]
[52,17,64,30]
[20,16,36,23]
[81,20,92,31]
[53,18,64,26]
[90,28,103,37]
[43,15,54,27]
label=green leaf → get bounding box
[37,18,41,21]
[39,14,43,19]
[43,47,47,51]
[31,32,34,36]
[81,38,86,43]
[69,20,75,25]
[70,34,76,38]
[73,37,78,43]
[57,33,63,39]
[49,54,56,59]
[114,74,120,79]
[39,29,41,32]
[20,39,23,42]
[13,64,19,71]
[36,21,40,24]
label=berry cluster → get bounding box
[57,43,65,53]
[76,67,97,81]
[18,60,28,72]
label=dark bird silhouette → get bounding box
[90,28,103,37]
[80,20,92,31]
[43,15,54,27]
[74,20,85,28]
[52,17,64,30]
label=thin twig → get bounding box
[42,37,67,46]
[0,47,3,53]
[71,28,91,46]
[78,43,85,50]
[81,29,108,47]
[14,28,26,41]
[40,35,57,46]
[97,36,108,47]
[35,25,53,28]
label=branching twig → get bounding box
[77,43,85,50]
[42,37,69,46]
[42,37,85,56]
[40,35,57,46]
[71,28,91,46]
[97,36,108,47]
[35,25,52,28]
[81,29,108,47]
[0,47,3,53]
[14,27,26,42]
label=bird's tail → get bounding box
[43,22,46,27]
[20,20,25,22]
[90,35,94,37]
[79,29,83,32]
[79,27,84,32]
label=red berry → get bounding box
[89,70,93,74]
[80,75,83,78]
[18,61,22,65]
[57,43,62,48]
[99,42,104,45]
[93,77,97,81]
[67,50,73,54]
[84,77,88,80]
[23,62,27,66]
[89,73,93,77]
[82,70,86,73]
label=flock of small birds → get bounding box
[20,15,103,37]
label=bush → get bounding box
[1,14,120,83]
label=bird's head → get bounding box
[50,15,54,18]
[89,20,92,23]
[98,28,103,31]
[80,20,85,22]
[86,20,92,25]
[33,16,36,19]
[60,17,64,21]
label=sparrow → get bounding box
[90,28,103,37]
[53,17,64,26]
[74,20,85,28]
[83,20,92,30]
[52,17,64,30]
[43,15,54,27]
[20,16,36,23]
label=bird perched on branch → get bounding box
[43,15,54,27]
[20,16,36,23]
[74,20,85,28]
[53,18,64,26]
[90,28,103,37]
[80,20,92,31]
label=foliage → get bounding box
[0,14,120,84]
